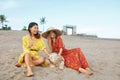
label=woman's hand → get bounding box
[57,54,63,62]
[47,34,51,40]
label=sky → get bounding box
[0,0,120,38]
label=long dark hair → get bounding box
[28,22,41,39]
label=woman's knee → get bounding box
[39,57,45,63]
[24,53,31,59]
[32,57,45,65]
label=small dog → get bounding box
[49,52,64,70]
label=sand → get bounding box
[0,30,120,80]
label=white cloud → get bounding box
[0,0,18,10]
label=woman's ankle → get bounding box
[78,68,92,75]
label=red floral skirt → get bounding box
[62,48,89,70]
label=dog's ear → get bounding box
[49,55,52,61]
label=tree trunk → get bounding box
[2,22,4,27]
[43,24,44,32]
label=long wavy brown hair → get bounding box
[28,22,41,39]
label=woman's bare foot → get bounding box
[15,63,21,67]
[26,69,34,77]
[78,68,93,75]
[15,63,27,67]
[85,68,93,75]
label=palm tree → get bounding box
[0,15,7,28]
[40,17,46,32]
[22,26,27,31]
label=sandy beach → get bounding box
[0,30,120,80]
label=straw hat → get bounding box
[42,27,62,38]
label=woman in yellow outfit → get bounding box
[15,22,50,77]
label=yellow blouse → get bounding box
[18,35,46,63]
[22,35,45,52]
